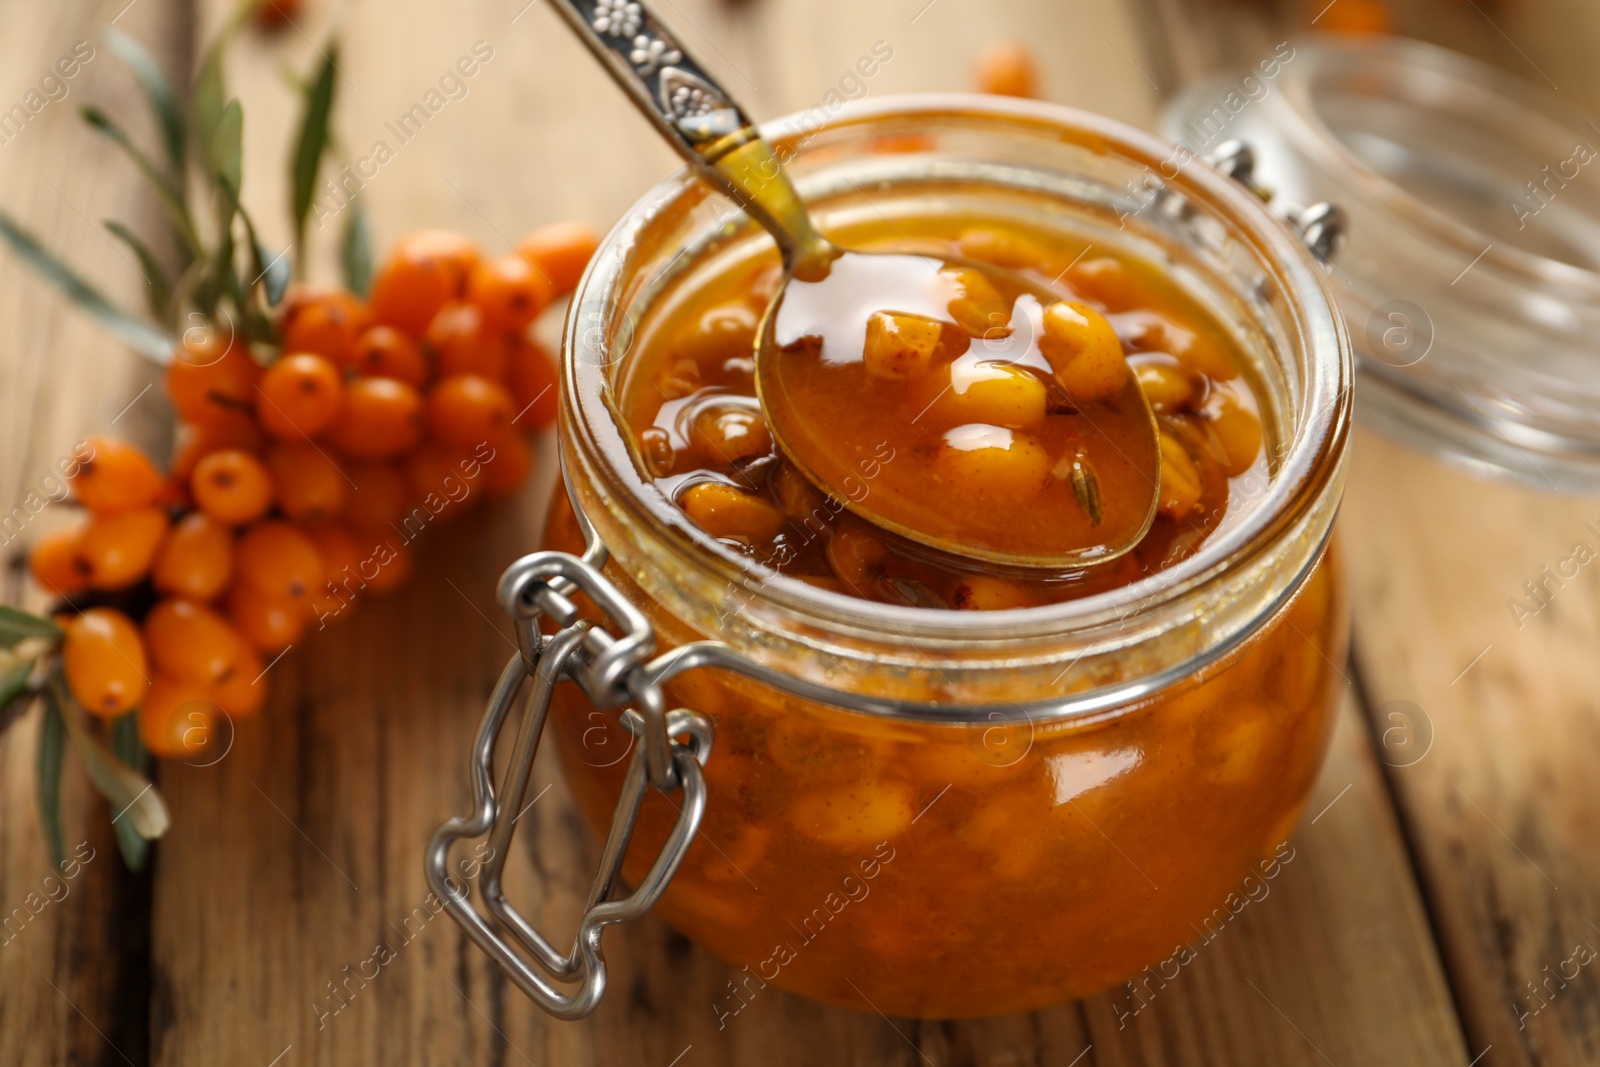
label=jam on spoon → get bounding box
[545,0,1160,568]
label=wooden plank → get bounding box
[0,0,1460,1064]
[1340,430,1600,1067]
[0,1,186,1064]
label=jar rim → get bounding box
[560,93,1350,715]
[1260,36,1600,298]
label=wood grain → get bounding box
[0,2,187,1065]
[1,0,1580,1064]
[1341,431,1600,1067]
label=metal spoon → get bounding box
[546,0,1161,569]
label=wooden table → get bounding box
[3,1,1596,1063]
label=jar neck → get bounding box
[561,95,1351,719]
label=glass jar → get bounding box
[1165,36,1600,490]
[430,94,1351,1020]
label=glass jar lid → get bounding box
[1163,36,1600,491]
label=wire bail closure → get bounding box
[425,542,714,1019]
[1206,140,1348,263]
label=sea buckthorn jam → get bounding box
[618,214,1267,607]
[545,192,1345,1018]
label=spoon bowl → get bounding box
[545,0,1162,569]
[754,247,1161,569]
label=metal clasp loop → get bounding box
[425,550,714,1020]
[1207,139,1348,262]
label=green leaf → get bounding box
[191,50,226,167]
[103,28,184,174]
[0,657,36,712]
[0,604,62,648]
[36,687,67,873]
[290,44,340,265]
[109,714,151,871]
[340,196,373,297]
[54,678,169,844]
[255,239,291,306]
[102,220,172,321]
[79,106,201,257]
[188,4,251,165]
[210,98,244,197]
[0,210,175,363]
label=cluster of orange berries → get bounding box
[28,222,597,760]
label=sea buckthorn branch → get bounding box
[0,7,603,869]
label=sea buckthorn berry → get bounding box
[370,230,481,336]
[266,441,350,520]
[468,253,553,332]
[682,303,759,365]
[406,443,489,511]
[1116,310,1237,381]
[236,520,323,604]
[62,608,148,718]
[515,221,599,298]
[679,482,786,543]
[73,507,169,589]
[70,436,163,513]
[792,779,915,848]
[256,353,344,439]
[342,461,410,535]
[772,463,824,522]
[639,427,674,477]
[1133,356,1199,412]
[137,676,216,758]
[152,512,233,601]
[191,449,273,526]
[304,523,365,624]
[280,288,371,365]
[1169,327,1238,382]
[863,311,942,380]
[349,325,428,386]
[143,598,247,686]
[941,266,1010,339]
[656,357,701,400]
[1208,394,1263,476]
[166,336,259,427]
[939,425,1051,495]
[226,582,307,653]
[29,522,89,597]
[1157,430,1204,518]
[327,378,424,459]
[1317,0,1393,34]
[363,538,413,595]
[1065,256,1139,310]
[926,359,1048,428]
[253,0,302,29]
[483,431,532,497]
[955,227,1048,270]
[1040,300,1130,401]
[973,40,1038,98]
[169,414,263,486]
[505,336,559,430]
[425,374,515,446]
[211,645,265,717]
[692,406,772,466]
[825,519,889,592]
[423,301,507,380]
[952,575,1038,611]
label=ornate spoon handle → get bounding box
[543,0,834,275]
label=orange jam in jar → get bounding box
[543,98,1351,1017]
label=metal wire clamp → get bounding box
[424,546,714,1020]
